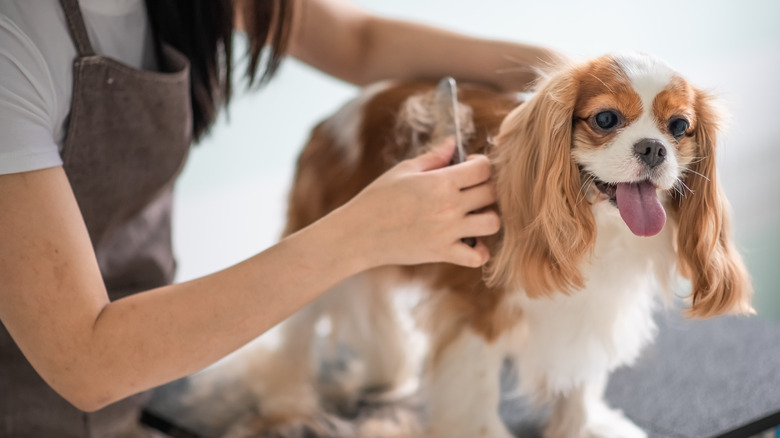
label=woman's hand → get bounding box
[336,138,500,269]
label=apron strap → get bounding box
[59,0,96,57]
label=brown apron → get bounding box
[0,0,192,436]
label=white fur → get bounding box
[509,203,671,397]
[613,52,675,102]
[545,374,647,438]
[239,271,422,437]
[425,328,512,438]
[614,52,675,107]
[321,81,394,167]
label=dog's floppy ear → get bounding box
[672,89,753,318]
[487,68,596,297]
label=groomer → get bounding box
[0,0,560,436]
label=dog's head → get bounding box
[487,52,752,318]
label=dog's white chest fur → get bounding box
[509,202,675,396]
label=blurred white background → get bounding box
[172,0,780,322]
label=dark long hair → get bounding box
[144,0,293,141]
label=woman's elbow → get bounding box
[43,366,127,412]
[56,382,118,412]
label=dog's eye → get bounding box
[594,111,620,131]
[668,118,690,139]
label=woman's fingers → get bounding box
[460,210,501,238]
[460,182,496,214]
[450,210,500,259]
[447,238,491,268]
[405,137,456,172]
[442,154,492,189]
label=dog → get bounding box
[233,52,753,438]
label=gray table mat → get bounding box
[145,311,780,438]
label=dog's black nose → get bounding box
[633,139,666,168]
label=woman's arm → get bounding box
[0,141,498,412]
[287,0,567,91]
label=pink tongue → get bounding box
[615,181,666,237]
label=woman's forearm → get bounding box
[0,168,370,413]
[357,16,566,91]
[76,208,366,411]
[289,0,567,91]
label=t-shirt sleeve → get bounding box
[0,14,63,175]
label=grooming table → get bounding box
[143,311,780,438]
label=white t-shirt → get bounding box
[0,0,156,175]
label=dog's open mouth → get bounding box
[590,175,667,237]
[594,178,617,202]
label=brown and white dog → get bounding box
[237,52,753,438]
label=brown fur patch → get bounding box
[652,75,695,131]
[666,89,754,318]
[652,75,698,167]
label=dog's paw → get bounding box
[353,397,423,438]
[545,405,646,438]
[583,406,646,438]
[427,421,515,438]
[221,411,356,438]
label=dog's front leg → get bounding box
[224,299,354,438]
[424,325,513,438]
[321,271,421,410]
[544,373,646,438]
